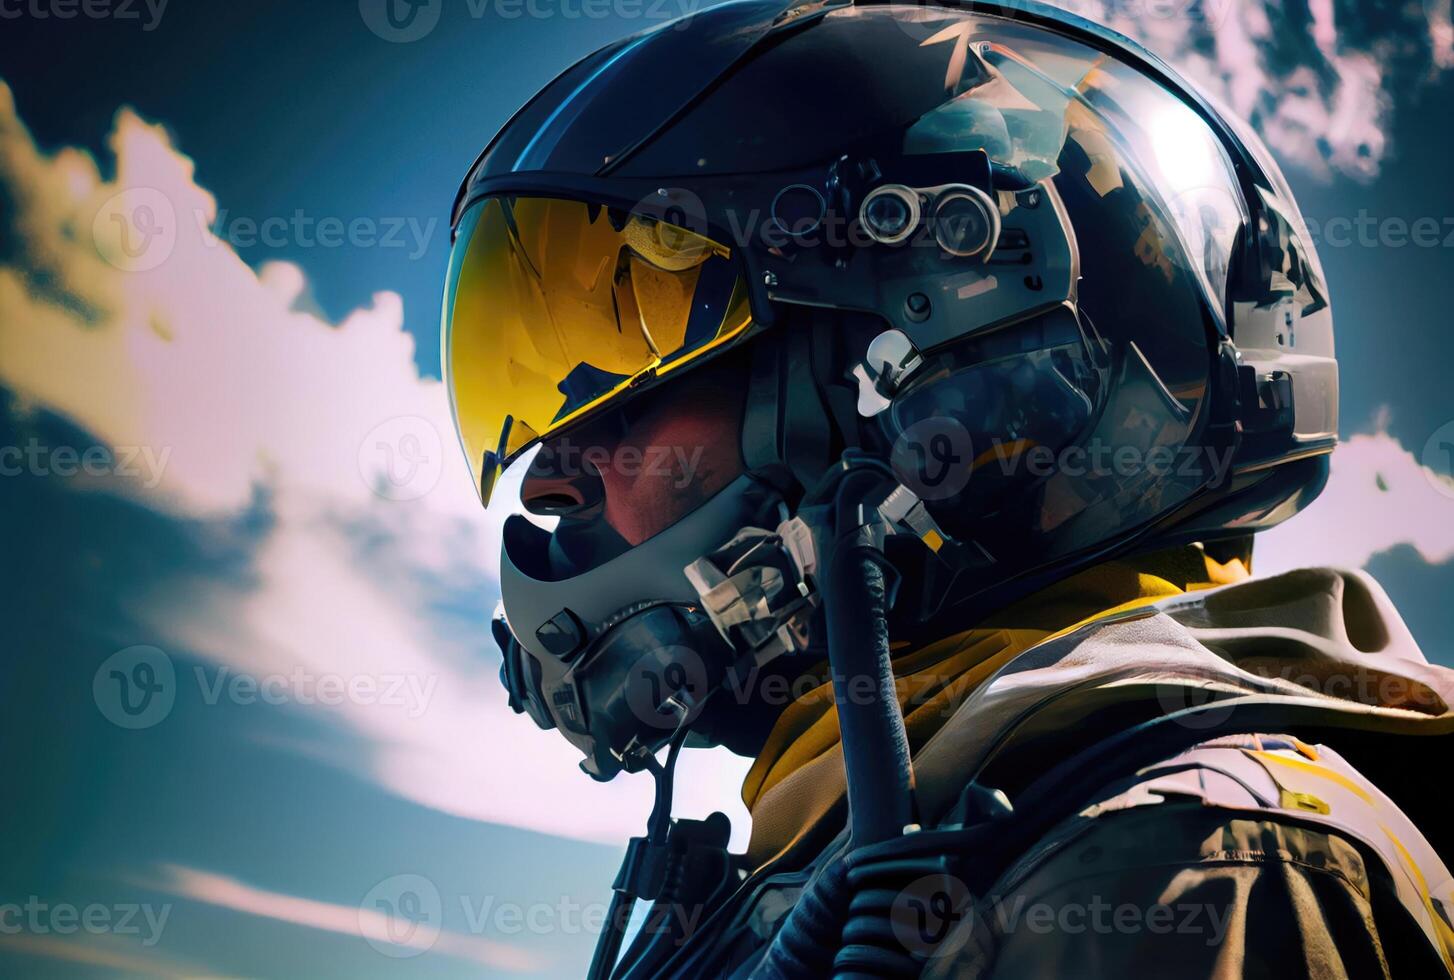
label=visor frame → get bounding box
[444,182,780,503]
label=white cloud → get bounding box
[1256,422,1454,574]
[1043,0,1450,180]
[0,82,750,847]
[153,864,545,973]
[3,0,1449,848]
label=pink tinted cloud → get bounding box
[1257,426,1454,574]
[156,865,546,974]
[0,934,205,978]
[0,82,754,846]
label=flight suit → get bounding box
[616,552,1454,978]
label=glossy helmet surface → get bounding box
[443,0,1336,775]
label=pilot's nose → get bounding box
[519,439,606,519]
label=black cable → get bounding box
[587,723,692,980]
[826,461,916,848]
[646,727,689,844]
[750,453,923,979]
[588,891,635,980]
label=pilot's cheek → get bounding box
[601,391,745,546]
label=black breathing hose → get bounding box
[825,468,916,848]
[748,459,927,980]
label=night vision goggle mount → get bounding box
[764,147,1004,260]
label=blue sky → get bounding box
[0,0,703,377]
[2,0,1453,976]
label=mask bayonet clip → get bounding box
[878,483,995,571]
[851,329,924,417]
[683,514,821,667]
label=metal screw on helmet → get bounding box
[904,292,931,323]
[860,184,921,245]
[931,185,1000,258]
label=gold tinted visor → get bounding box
[443,196,752,503]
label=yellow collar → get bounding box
[740,546,1249,866]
